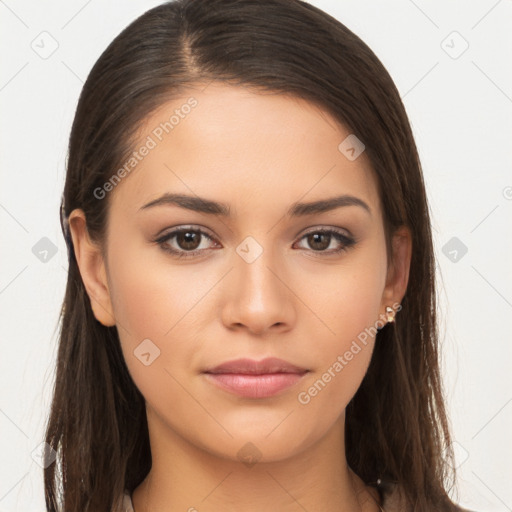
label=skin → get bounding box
[69,83,411,512]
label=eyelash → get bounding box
[153,227,356,258]
[153,226,356,259]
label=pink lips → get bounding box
[203,357,309,399]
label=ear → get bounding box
[380,225,412,320]
[68,208,116,327]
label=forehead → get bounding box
[108,83,381,220]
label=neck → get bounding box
[131,406,381,512]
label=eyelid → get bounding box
[153,223,216,240]
[297,225,353,239]
[153,226,219,254]
[153,224,357,258]
[292,226,356,253]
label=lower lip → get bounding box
[203,372,307,398]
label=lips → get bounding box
[203,357,308,375]
[202,357,309,399]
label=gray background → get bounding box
[1,0,511,510]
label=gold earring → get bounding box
[385,306,396,323]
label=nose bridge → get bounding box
[222,234,294,333]
[236,234,285,306]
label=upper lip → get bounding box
[204,357,308,375]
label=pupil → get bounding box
[179,231,200,250]
[309,233,329,251]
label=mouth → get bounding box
[202,357,309,399]
[203,356,308,375]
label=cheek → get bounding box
[295,248,386,346]
[294,283,380,435]
[293,341,373,451]
[105,238,199,380]
[292,245,386,414]
[107,234,212,340]
[105,236,233,405]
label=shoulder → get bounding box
[119,486,478,512]
[112,490,134,512]
[123,491,135,512]
[378,480,478,512]
[379,479,409,512]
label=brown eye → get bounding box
[176,230,202,251]
[154,227,219,258]
[306,232,331,251]
[295,228,356,254]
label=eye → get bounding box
[154,226,220,258]
[153,226,356,259]
[293,228,356,255]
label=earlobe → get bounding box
[381,226,412,316]
[68,209,116,327]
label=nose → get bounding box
[220,242,297,336]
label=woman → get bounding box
[44,0,473,510]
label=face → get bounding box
[70,82,410,463]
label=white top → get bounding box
[118,480,410,512]
[121,491,135,512]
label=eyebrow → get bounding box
[139,193,371,217]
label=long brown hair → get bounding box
[45,0,459,510]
